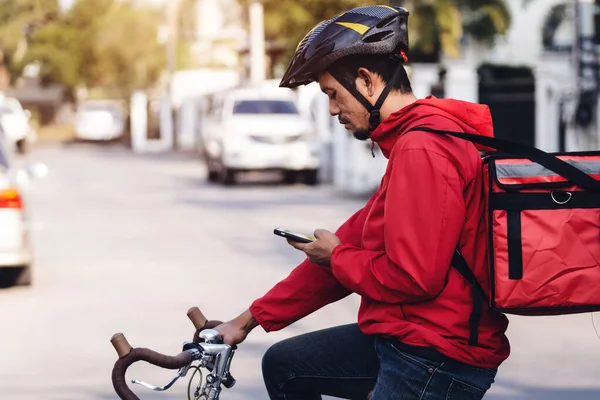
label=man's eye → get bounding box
[331,92,337,100]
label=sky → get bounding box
[58,0,74,10]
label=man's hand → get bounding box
[287,229,341,267]
[193,319,224,343]
[212,310,259,347]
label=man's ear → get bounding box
[357,67,376,97]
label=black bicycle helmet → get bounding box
[280,5,410,132]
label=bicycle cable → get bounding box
[187,364,204,400]
[592,313,600,341]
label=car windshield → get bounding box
[232,100,298,115]
[79,103,123,115]
[0,106,15,116]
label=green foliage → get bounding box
[0,0,60,78]
[243,0,511,66]
[90,1,166,94]
[404,0,512,60]
[0,0,167,99]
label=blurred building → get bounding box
[466,0,575,67]
[189,0,282,82]
[191,0,247,70]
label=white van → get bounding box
[201,86,319,185]
[74,99,126,141]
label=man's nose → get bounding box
[328,100,339,116]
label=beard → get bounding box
[352,129,370,141]
[340,115,369,141]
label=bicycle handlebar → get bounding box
[111,333,196,400]
[187,306,208,329]
[110,307,235,400]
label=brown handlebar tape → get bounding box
[111,333,133,358]
[187,306,208,330]
[112,347,193,400]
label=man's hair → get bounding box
[328,54,412,94]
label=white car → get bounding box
[74,100,127,141]
[201,86,320,185]
[0,128,46,287]
[0,97,36,154]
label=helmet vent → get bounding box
[363,31,394,43]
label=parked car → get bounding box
[74,99,127,141]
[0,96,36,154]
[0,127,47,287]
[201,86,320,185]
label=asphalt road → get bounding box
[0,141,599,400]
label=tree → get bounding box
[0,0,60,88]
[90,1,166,96]
[0,0,168,99]
[400,0,511,60]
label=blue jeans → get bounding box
[262,324,497,400]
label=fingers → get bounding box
[314,229,334,239]
[287,239,309,250]
[204,319,224,329]
[223,338,238,349]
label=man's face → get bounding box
[318,71,370,141]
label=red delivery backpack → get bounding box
[407,126,600,346]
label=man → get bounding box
[212,5,510,399]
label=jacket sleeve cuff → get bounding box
[248,301,274,332]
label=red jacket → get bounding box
[249,97,510,369]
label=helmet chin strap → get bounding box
[329,62,406,135]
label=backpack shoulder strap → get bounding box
[405,126,600,191]
[452,250,485,346]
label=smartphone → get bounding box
[273,228,315,243]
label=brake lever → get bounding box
[132,363,194,391]
[132,374,180,392]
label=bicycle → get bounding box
[110,307,236,400]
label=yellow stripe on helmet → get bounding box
[378,5,402,12]
[335,21,370,35]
